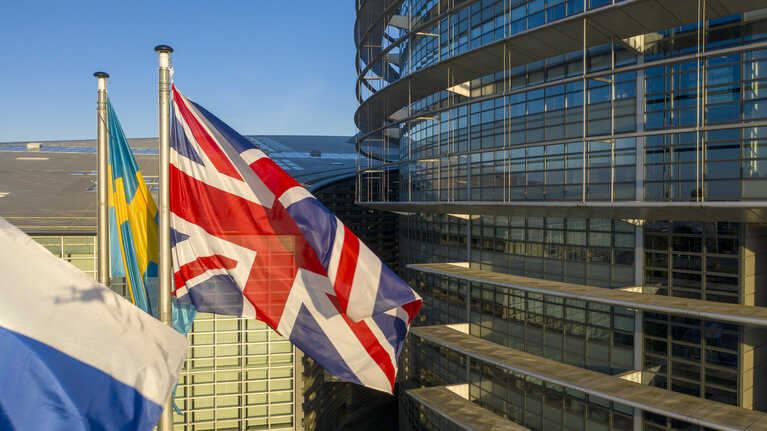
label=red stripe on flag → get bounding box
[401,299,422,325]
[174,255,238,290]
[172,88,242,180]
[333,225,359,313]
[251,158,302,198]
[171,164,325,329]
[341,314,397,391]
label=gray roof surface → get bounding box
[0,135,355,233]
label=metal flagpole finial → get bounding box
[154,45,174,54]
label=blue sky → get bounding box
[0,1,357,142]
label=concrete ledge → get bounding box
[361,200,767,223]
[411,325,767,431]
[408,263,767,327]
[407,386,531,431]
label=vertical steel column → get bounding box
[582,16,588,203]
[155,44,174,431]
[633,223,644,430]
[697,0,702,201]
[636,55,645,202]
[94,71,110,287]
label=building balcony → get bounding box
[410,325,767,430]
[362,199,767,223]
[408,262,767,326]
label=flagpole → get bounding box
[155,44,174,431]
[94,72,110,288]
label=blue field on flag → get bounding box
[0,216,189,430]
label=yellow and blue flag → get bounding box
[107,99,196,334]
[108,99,158,315]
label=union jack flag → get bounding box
[169,86,421,392]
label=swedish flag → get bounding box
[107,99,196,336]
[107,99,158,315]
[107,100,194,414]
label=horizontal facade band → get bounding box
[362,200,767,224]
[355,40,767,147]
[408,263,767,327]
[355,0,764,132]
[2,215,98,234]
[411,325,767,431]
[406,386,531,431]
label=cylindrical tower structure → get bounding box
[355,1,767,429]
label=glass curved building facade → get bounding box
[355,1,767,430]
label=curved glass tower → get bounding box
[356,1,767,430]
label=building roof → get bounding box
[0,135,355,233]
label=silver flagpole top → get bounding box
[154,45,174,54]
[155,43,175,431]
[94,72,109,90]
[94,71,109,286]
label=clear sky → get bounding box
[0,1,357,142]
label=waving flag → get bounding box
[107,99,197,335]
[107,99,158,314]
[0,216,189,430]
[170,86,421,392]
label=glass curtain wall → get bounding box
[356,2,767,206]
[357,1,767,430]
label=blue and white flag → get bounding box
[0,216,189,430]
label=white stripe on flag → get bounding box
[240,148,268,165]
[0,217,189,406]
[277,269,392,392]
[171,144,265,205]
[364,309,397,368]
[345,241,382,321]
[171,109,274,207]
[178,92,275,209]
[278,186,313,209]
[171,214,257,290]
[385,305,411,324]
[326,218,346,286]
